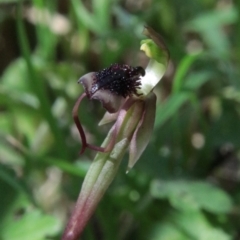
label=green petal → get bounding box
[98,111,119,126]
[139,26,169,96]
[141,26,169,64]
[141,39,168,65]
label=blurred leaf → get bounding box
[186,7,237,30]
[71,0,101,34]
[172,53,202,93]
[93,0,111,30]
[16,8,68,159]
[151,180,233,214]
[183,71,213,90]
[147,209,231,240]
[172,210,231,240]
[154,93,191,128]
[0,141,25,166]
[1,58,31,92]
[0,113,11,134]
[2,210,59,240]
[148,221,190,240]
[45,157,90,177]
[208,98,240,146]
[1,208,60,240]
[185,7,238,57]
[187,181,233,213]
[0,166,60,240]
[0,164,29,196]
[0,0,24,2]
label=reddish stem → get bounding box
[72,93,117,154]
[72,93,88,154]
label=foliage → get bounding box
[0,0,240,239]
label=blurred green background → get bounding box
[0,0,240,239]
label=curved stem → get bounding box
[72,93,88,154]
[86,142,113,152]
[72,93,121,154]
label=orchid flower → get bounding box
[62,26,169,240]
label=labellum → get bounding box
[73,63,146,154]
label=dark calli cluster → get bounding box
[79,63,145,113]
[92,63,145,98]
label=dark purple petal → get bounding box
[79,72,124,113]
[78,72,95,97]
[91,88,125,113]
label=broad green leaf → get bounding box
[0,194,60,240]
[0,186,59,240]
[151,180,199,211]
[172,210,231,240]
[151,180,233,213]
[148,221,190,240]
[2,210,60,240]
[188,182,233,214]
[148,210,231,240]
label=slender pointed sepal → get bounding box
[128,92,156,170]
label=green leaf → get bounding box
[45,157,90,177]
[16,8,68,159]
[93,0,111,30]
[183,71,213,90]
[154,93,191,128]
[172,210,231,240]
[185,7,238,57]
[148,210,231,240]
[1,58,31,92]
[2,210,60,240]
[0,164,27,193]
[0,191,60,240]
[188,181,233,214]
[172,53,202,93]
[71,0,101,34]
[0,141,25,166]
[150,180,233,214]
[148,221,190,240]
